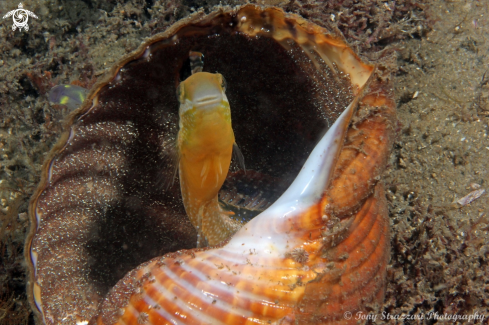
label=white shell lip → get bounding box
[226,91,363,257]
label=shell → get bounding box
[95,99,391,325]
[25,5,396,325]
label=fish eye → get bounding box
[176,83,184,102]
[220,75,227,91]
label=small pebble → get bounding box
[457,189,485,206]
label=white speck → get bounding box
[457,189,485,206]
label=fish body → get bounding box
[177,71,240,246]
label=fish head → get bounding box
[177,72,227,112]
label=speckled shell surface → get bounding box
[25,5,396,325]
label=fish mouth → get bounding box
[195,95,221,107]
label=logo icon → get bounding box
[3,3,38,31]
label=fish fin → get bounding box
[48,84,88,110]
[159,139,180,190]
[232,143,246,173]
[219,205,235,216]
[196,205,209,248]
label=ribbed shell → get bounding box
[25,5,397,325]
[96,184,389,325]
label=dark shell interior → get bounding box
[30,8,357,322]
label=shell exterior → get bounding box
[25,5,396,325]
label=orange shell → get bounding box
[25,4,396,325]
[94,183,390,325]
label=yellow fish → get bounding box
[48,84,88,109]
[177,52,244,247]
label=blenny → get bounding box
[26,5,396,325]
[176,51,245,247]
